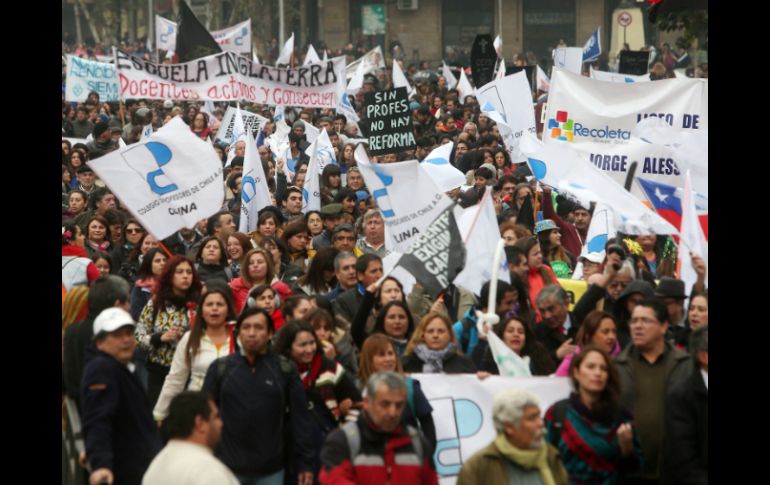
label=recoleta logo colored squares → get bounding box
[549,110,631,143]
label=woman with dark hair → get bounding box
[281,294,314,321]
[261,235,304,284]
[555,310,620,377]
[293,247,338,296]
[675,292,708,350]
[229,248,291,314]
[118,231,159,285]
[195,236,232,284]
[357,334,436,448]
[307,308,358,377]
[536,219,576,279]
[153,284,237,422]
[333,187,359,220]
[65,190,89,222]
[225,232,253,278]
[339,143,356,175]
[402,312,475,374]
[190,111,211,140]
[492,147,513,176]
[514,236,559,322]
[84,214,113,257]
[273,320,362,480]
[244,284,286,330]
[280,221,310,271]
[350,276,412,345]
[478,315,555,376]
[636,234,676,278]
[66,149,88,189]
[129,247,169,320]
[504,272,537,325]
[320,164,342,204]
[109,219,146,272]
[361,300,417,357]
[91,253,112,276]
[249,210,283,247]
[135,255,202,407]
[62,223,100,290]
[305,210,324,237]
[545,346,642,483]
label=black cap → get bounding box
[92,121,110,139]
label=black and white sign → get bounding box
[471,34,497,88]
[618,50,650,75]
[364,87,416,156]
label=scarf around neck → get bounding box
[495,433,555,485]
[413,342,456,373]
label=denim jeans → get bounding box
[236,469,284,485]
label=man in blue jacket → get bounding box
[81,307,161,485]
[203,307,315,485]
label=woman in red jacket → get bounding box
[514,236,558,322]
[229,248,291,314]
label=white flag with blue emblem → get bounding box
[225,103,247,167]
[302,137,322,213]
[582,27,601,63]
[355,144,452,252]
[88,116,224,240]
[583,201,616,255]
[520,133,678,235]
[155,15,177,52]
[421,142,465,192]
[306,129,337,173]
[346,60,366,95]
[140,124,154,142]
[300,120,321,144]
[239,128,272,233]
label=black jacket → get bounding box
[202,351,315,475]
[81,348,161,485]
[402,351,476,374]
[63,315,96,409]
[661,364,708,485]
[332,286,364,332]
[534,315,578,365]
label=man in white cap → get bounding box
[81,308,161,485]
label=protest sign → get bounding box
[470,34,497,88]
[345,46,386,79]
[65,55,119,102]
[619,50,651,75]
[364,87,416,155]
[88,117,224,241]
[544,68,707,196]
[355,144,452,252]
[155,16,252,56]
[215,106,268,143]
[394,205,466,300]
[552,47,584,74]
[415,373,571,484]
[114,48,347,108]
[557,278,588,310]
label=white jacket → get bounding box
[62,255,92,291]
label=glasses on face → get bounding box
[125,227,144,234]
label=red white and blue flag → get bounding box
[637,177,708,240]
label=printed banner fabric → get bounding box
[65,55,120,102]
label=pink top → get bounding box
[554,341,621,376]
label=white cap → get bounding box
[94,308,135,335]
[163,99,174,109]
[579,250,605,264]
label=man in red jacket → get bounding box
[540,185,592,258]
[319,372,438,485]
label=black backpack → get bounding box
[548,399,569,447]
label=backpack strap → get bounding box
[405,376,416,419]
[406,425,424,462]
[341,421,361,460]
[549,399,569,447]
[224,266,233,280]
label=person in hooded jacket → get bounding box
[62,222,100,291]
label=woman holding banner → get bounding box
[402,312,476,374]
[545,346,642,483]
[479,315,555,377]
[514,237,559,322]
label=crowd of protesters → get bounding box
[62,33,708,485]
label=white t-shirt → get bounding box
[142,440,239,485]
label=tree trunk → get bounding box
[76,0,102,45]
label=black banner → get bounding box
[396,206,466,300]
[618,51,650,76]
[364,87,416,156]
[471,34,497,88]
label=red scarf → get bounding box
[62,245,88,258]
[297,353,322,391]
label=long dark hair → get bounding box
[273,320,322,363]
[136,247,168,280]
[373,301,415,341]
[568,345,621,415]
[576,311,617,347]
[296,246,338,293]
[495,316,555,375]
[186,285,236,367]
[196,236,228,267]
[151,255,202,321]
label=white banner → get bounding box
[476,71,537,163]
[88,117,224,240]
[155,17,252,56]
[589,66,651,83]
[239,129,272,233]
[216,106,268,143]
[65,55,119,102]
[115,48,347,108]
[346,46,386,79]
[552,47,583,75]
[414,373,571,484]
[544,68,707,197]
[355,145,452,252]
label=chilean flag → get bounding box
[637,178,708,240]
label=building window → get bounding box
[442,0,494,66]
[523,0,576,65]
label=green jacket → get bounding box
[456,441,568,485]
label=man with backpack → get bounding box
[319,372,438,484]
[202,307,315,485]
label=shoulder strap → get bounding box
[341,421,361,460]
[406,425,424,462]
[224,266,233,280]
[406,376,416,419]
[213,354,231,405]
[549,399,569,447]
